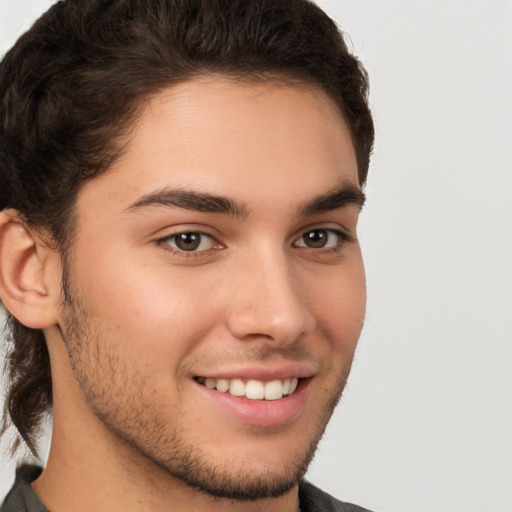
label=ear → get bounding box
[0,209,61,329]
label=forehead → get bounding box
[78,77,359,214]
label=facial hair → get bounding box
[59,269,354,501]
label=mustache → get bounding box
[180,341,319,373]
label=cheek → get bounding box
[306,260,366,347]
[73,249,225,365]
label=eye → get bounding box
[161,232,217,252]
[294,229,347,249]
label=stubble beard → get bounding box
[59,273,354,501]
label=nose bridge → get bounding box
[226,243,315,345]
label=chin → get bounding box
[149,419,324,501]
[158,442,317,501]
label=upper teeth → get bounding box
[199,377,299,400]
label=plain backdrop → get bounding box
[1,1,511,511]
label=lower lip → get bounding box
[194,379,311,427]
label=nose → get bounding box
[226,248,316,346]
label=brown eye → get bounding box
[164,232,216,252]
[174,232,201,251]
[302,229,329,248]
[294,229,347,249]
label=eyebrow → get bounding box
[125,183,365,218]
[126,187,249,218]
[299,184,366,216]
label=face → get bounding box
[57,78,366,500]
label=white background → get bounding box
[1,1,511,511]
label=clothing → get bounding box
[298,481,373,512]
[1,465,373,512]
[0,466,47,512]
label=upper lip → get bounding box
[193,362,317,382]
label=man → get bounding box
[0,0,374,510]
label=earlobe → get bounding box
[0,209,61,329]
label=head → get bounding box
[0,0,373,501]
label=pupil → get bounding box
[305,230,327,248]
[175,233,201,251]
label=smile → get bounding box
[195,377,299,400]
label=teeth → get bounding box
[216,379,230,393]
[205,377,216,389]
[198,377,300,400]
[229,378,245,397]
[264,380,283,401]
[245,380,264,399]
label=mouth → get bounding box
[194,373,312,427]
[195,376,300,401]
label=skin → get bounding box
[26,77,366,512]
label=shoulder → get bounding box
[299,481,374,512]
[1,466,48,512]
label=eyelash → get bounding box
[157,228,352,259]
[293,228,351,251]
[157,231,222,259]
